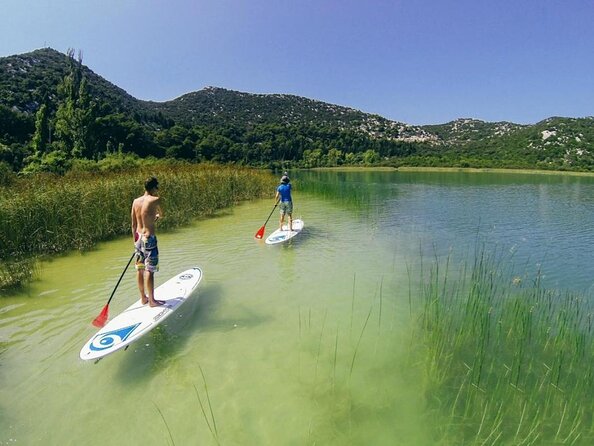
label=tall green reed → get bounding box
[414,246,594,445]
[0,164,275,290]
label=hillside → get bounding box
[148,86,438,144]
[0,48,142,115]
[0,48,433,143]
[0,47,593,172]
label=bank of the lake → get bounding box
[315,165,594,177]
[0,164,275,291]
[397,165,594,176]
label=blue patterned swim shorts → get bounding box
[135,234,159,273]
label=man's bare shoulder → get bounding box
[144,195,160,205]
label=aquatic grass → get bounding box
[153,401,177,446]
[194,365,220,445]
[295,285,435,444]
[413,246,594,444]
[378,275,383,331]
[350,273,356,334]
[0,257,39,292]
[332,326,339,392]
[348,305,373,380]
[0,164,274,290]
[314,308,328,382]
[297,170,377,211]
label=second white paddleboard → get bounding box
[265,219,304,245]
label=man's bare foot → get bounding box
[149,299,166,307]
[141,295,149,305]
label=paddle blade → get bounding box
[92,305,109,327]
[255,225,266,239]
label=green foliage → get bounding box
[1,48,593,172]
[31,103,50,156]
[362,149,379,165]
[22,149,71,174]
[0,160,15,186]
[53,49,97,159]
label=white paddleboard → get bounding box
[265,219,304,245]
[80,267,203,361]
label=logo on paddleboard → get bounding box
[179,274,193,280]
[89,323,141,351]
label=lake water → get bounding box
[1,169,594,445]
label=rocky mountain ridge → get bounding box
[1,48,593,171]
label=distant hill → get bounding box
[0,48,436,143]
[0,47,593,172]
[147,86,437,144]
[0,47,141,115]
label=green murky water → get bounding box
[3,169,594,445]
[0,188,424,445]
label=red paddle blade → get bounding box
[255,225,265,239]
[92,305,109,327]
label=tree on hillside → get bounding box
[31,103,50,157]
[326,147,343,166]
[363,149,379,165]
[53,49,96,159]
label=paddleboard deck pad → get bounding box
[80,267,202,361]
[265,219,304,245]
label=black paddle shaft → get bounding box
[106,252,135,306]
[262,201,279,226]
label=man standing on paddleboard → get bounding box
[275,172,293,232]
[131,176,165,307]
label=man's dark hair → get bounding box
[144,176,159,191]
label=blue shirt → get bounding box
[277,183,292,202]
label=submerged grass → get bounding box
[153,401,177,446]
[0,164,274,290]
[194,365,220,446]
[415,246,594,445]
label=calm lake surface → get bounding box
[2,169,594,445]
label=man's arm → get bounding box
[155,198,163,221]
[131,202,137,240]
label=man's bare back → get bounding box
[131,194,162,238]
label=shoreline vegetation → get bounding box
[314,165,594,177]
[398,166,594,177]
[0,162,275,291]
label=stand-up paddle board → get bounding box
[80,267,203,361]
[265,219,304,245]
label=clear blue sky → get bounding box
[1,0,593,125]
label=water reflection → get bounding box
[298,169,594,293]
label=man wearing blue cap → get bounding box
[275,173,293,232]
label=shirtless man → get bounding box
[131,176,165,307]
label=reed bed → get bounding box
[415,247,594,445]
[0,164,275,290]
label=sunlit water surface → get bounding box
[2,169,594,445]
